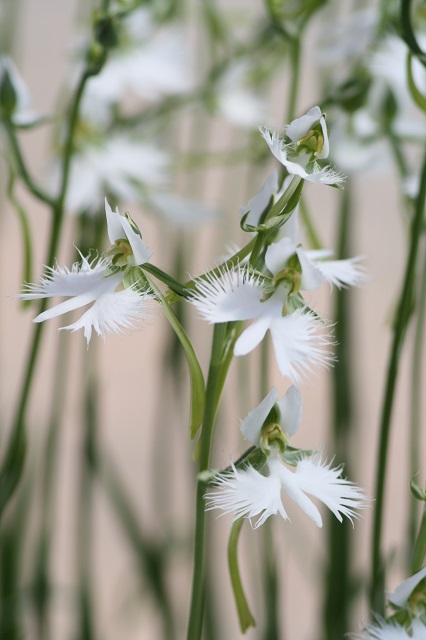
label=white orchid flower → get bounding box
[191,267,334,383]
[19,201,153,344]
[264,210,368,290]
[350,617,426,639]
[206,387,367,528]
[260,106,344,186]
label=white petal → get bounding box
[264,237,297,275]
[270,458,323,527]
[310,256,369,289]
[318,114,330,159]
[388,565,426,609]
[118,212,152,265]
[259,126,288,166]
[191,266,265,323]
[206,464,288,528]
[276,385,302,437]
[234,315,271,356]
[105,198,125,244]
[304,165,346,186]
[285,106,322,142]
[293,454,369,524]
[269,310,334,383]
[61,288,152,345]
[349,618,413,639]
[240,170,279,227]
[297,249,325,291]
[240,387,278,446]
[19,255,108,299]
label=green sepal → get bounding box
[103,264,122,278]
[0,68,17,118]
[410,477,426,502]
[122,265,150,293]
[228,518,256,633]
[280,446,318,467]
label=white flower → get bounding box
[260,106,344,186]
[52,134,169,213]
[191,266,334,383]
[388,565,426,609]
[81,8,193,124]
[350,617,426,639]
[0,56,39,126]
[147,192,218,229]
[207,387,367,528]
[215,61,267,129]
[18,201,153,344]
[264,211,368,290]
[239,170,279,227]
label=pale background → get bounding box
[1,0,425,638]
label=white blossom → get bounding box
[350,617,426,640]
[191,266,334,383]
[207,387,367,528]
[260,106,344,186]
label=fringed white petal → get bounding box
[293,454,369,525]
[234,315,271,356]
[276,385,302,437]
[240,387,278,446]
[269,310,335,383]
[191,266,265,323]
[271,459,323,527]
[349,618,415,639]
[305,165,346,186]
[308,255,369,289]
[19,255,108,299]
[259,125,288,166]
[206,465,288,528]
[61,288,152,345]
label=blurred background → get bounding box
[1,0,426,638]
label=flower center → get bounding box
[105,238,133,266]
[296,126,324,158]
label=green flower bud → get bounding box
[94,14,119,49]
[410,477,426,501]
[0,67,17,118]
[122,265,150,293]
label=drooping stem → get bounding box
[228,518,256,634]
[370,146,426,614]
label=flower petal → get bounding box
[240,387,278,446]
[349,618,414,639]
[269,310,334,383]
[234,315,271,356]
[61,287,152,345]
[206,464,288,528]
[240,170,279,227]
[276,385,302,437]
[264,237,297,275]
[118,211,152,265]
[293,454,369,524]
[388,565,426,609]
[308,255,369,289]
[270,458,323,527]
[191,266,265,323]
[285,106,323,143]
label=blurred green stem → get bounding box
[408,237,426,561]
[412,503,426,574]
[371,146,426,614]
[323,184,353,640]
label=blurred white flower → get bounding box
[19,200,152,344]
[147,192,218,228]
[215,61,267,129]
[191,266,334,382]
[53,134,169,213]
[260,107,344,186]
[82,7,194,124]
[207,386,367,528]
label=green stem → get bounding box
[186,323,229,640]
[370,146,426,614]
[228,518,256,633]
[408,237,426,560]
[299,198,322,250]
[286,36,301,123]
[0,66,98,519]
[7,174,33,297]
[412,503,426,574]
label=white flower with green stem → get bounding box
[206,386,368,528]
[260,106,345,186]
[19,199,153,344]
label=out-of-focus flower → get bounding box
[213,61,267,129]
[207,387,368,528]
[191,266,334,382]
[81,7,194,125]
[146,192,218,229]
[18,200,153,344]
[260,107,344,186]
[52,134,169,213]
[388,565,426,610]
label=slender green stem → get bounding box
[408,237,426,559]
[370,146,426,614]
[7,173,33,287]
[0,66,97,519]
[299,198,322,250]
[286,36,301,123]
[412,503,426,574]
[186,323,229,640]
[228,518,256,633]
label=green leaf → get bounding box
[228,518,256,633]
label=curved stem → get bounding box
[370,145,426,614]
